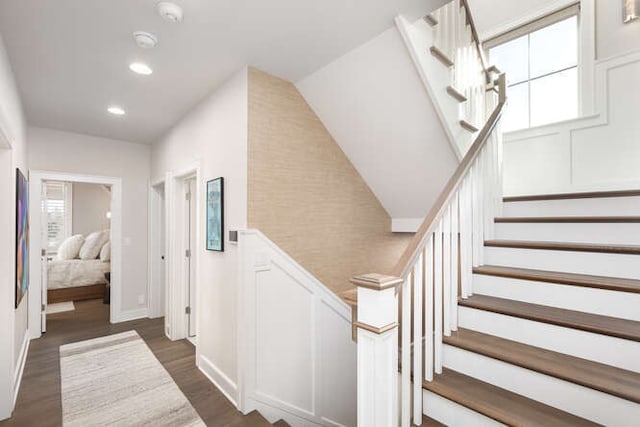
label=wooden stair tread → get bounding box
[484,239,640,255]
[240,410,272,426]
[446,85,467,102]
[339,288,357,307]
[423,14,438,26]
[504,189,640,202]
[459,119,479,132]
[473,265,640,294]
[273,420,291,427]
[423,368,601,426]
[459,294,640,342]
[429,46,454,67]
[444,328,640,403]
[495,216,640,223]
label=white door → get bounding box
[186,178,197,338]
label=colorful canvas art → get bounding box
[15,168,29,308]
[206,177,224,251]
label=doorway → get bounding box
[41,180,112,330]
[28,171,123,339]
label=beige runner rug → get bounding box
[60,330,205,426]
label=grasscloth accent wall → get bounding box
[248,68,412,294]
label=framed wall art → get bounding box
[206,177,224,251]
[15,168,29,308]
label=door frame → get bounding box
[28,171,123,339]
[165,162,201,342]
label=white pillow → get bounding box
[79,230,109,260]
[100,241,111,262]
[57,235,85,260]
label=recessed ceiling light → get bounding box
[129,62,153,75]
[107,106,126,116]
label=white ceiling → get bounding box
[0,0,442,144]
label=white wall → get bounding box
[72,182,111,237]
[27,127,150,313]
[296,27,458,223]
[151,68,248,402]
[596,0,640,60]
[0,32,28,421]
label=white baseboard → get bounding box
[392,218,423,232]
[198,354,238,407]
[13,331,30,405]
[115,308,149,323]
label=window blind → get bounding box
[44,181,72,251]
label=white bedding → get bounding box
[47,259,110,290]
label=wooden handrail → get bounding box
[460,0,490,81]
[391,73,506,278]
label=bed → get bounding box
[47,259,110,304]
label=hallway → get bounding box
[1,299,266,427]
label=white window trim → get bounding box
[481,0,595,116]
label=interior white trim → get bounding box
[12,331,29,405]
[0,107,13,149]
[117,308,149,323]
[198,354,238,407]
[28,170,123,337]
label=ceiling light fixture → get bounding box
[129,62,153,75]
[133,31,158,49]
[107,106,126,116]
[157,2,183,23]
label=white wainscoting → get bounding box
[237,230,356,427]
[503,49,640,196]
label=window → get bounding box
[43,181,72,252]
[486,5,579,132]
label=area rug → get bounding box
[47,301,75,314]
[59,330,205,426]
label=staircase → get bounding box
[348,1,640,426]
[425,189,640,426]
[240,410,291,427]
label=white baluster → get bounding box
[424,234,434,382]
[401,274,412,427]
[465,173,474,295]
[459,176,470,299]
[434,220,443,374]
[450,192,459,331]
[443,206,451,337]
[413,253,423,425]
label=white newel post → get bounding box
[351,273,403,427]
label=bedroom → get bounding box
[43,180,112,317]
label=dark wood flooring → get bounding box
[0,299,271,427]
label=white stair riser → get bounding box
[484,246,640,280]
[458,306,640,373]
[473,274,640,321]
[503,196,640,217]
[422,390,505,427]
[494,222,640,245]
[443,345,640,426]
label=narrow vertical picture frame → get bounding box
[15,168,29,308]
[206,177,224,251]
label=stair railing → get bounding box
[350,1,507,425]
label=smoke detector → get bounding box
[133,31,158,49]
[157,2,183,23]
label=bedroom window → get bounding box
[43,181,73,252]
[486,4,579,132]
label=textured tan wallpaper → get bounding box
[247,68,412,294]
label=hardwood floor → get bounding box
[1,299,270,427]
